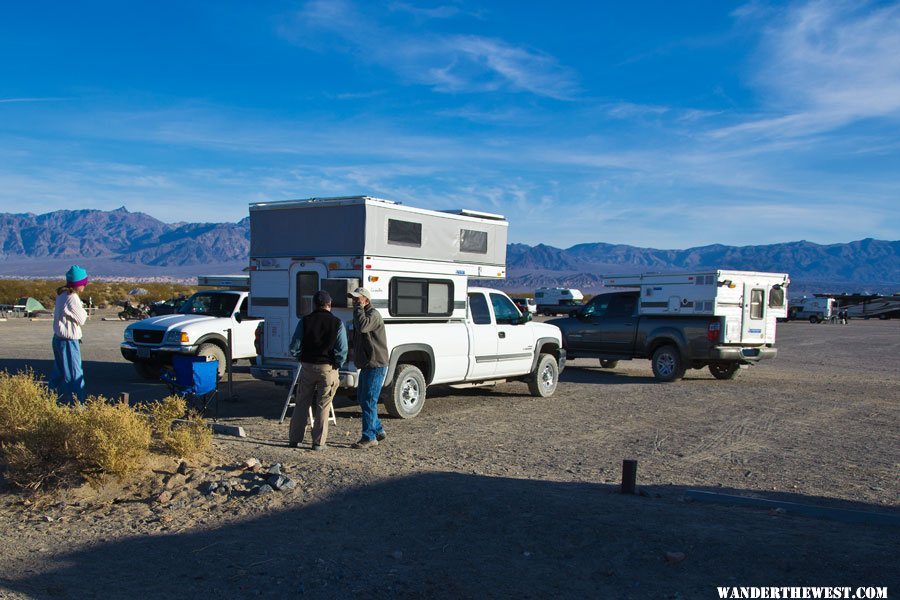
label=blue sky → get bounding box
[1,1,898,248]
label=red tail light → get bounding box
[707,321,721,342]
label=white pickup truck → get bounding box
[121,281,262,379]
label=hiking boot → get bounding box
[352,438,378,449]
[376,431,387,442]
[311,444,326,452]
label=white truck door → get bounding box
[467,292,498,379]
[231,296,260,358]
[741,283,768,344]
[489,292,535,377]
[288,262,328,351]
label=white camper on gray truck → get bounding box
[247,196,565,419]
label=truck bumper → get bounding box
[251,361,360,389]
[709,346,777,363]
[120,343,198,364]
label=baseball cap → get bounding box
[347,287,372,300]
[313,290,332,306]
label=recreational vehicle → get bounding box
[247,196,565,419]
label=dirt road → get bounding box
[0,314,897,598]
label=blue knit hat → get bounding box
[66,265,89,286]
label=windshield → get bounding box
[178,292,238,317]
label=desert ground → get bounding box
[0,313,897,599]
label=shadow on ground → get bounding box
[1,473,896,599]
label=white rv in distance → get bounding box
[788,296,836,323]
[534,287,585,316]
[247,196,565,419]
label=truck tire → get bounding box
[197,343,227,378]
[809,315,820,324]
[651,345,685,382]
[134,361,161,380]
[383,364,426,419]
[708,363,740,380]
[527,353,559,397]
[599,359,618,369]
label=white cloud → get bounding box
[279,0,577,99]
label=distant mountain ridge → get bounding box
[1,208,897,292]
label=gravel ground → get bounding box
[0,312,897,599]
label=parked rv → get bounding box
[247,196,565,419]
[121,276,261,379]
[551,270,789,381]
[534,287,584,316]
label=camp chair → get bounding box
[161,354,219,420]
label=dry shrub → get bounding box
[142,396,212,457]
[163,411,213,457]
[70,397,152,481]
[0,370,58,445]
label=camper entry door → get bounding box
[289,262,329,352]
[740,282,768,344]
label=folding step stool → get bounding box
[278,365,338,425]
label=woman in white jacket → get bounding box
[50,265,89,403]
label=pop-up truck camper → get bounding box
[247,196,565,419]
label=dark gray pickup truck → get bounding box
[549,290,778,382]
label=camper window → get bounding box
[295,271,320,317]
[460,229,488,254]
[750,289,764,319]
[389,277,453,317]
[769,286,785,308]
[388,219,422,247]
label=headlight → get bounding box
[124,329,133,342]
[165,330,189,344]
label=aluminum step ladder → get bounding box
[278,364,337,425]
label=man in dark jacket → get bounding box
[288,290,347,451]
[348,287,389,449]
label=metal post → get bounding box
[226,328,235,401]
[621,459,637,494]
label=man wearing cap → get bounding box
[348,287,389,449]
[50,265,90,404]
[287,290,348,451]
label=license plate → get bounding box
[137,347,151,358]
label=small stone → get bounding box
[156,491,172,504]
[664,551,686,564]
[43,515,54,522]
[268,475,287,490]
[177,461,190,475]
[769,507,787,516]
[267,464,282,476]
[241,458,261,471]
[215,483,231,495]
[254,484,274,495]
[522,551,531,558]
[164,474,186,490]
[280,478,297,491]
[200,481,218,495]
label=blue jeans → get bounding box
[357,367,387,441]
[50,336,85,404]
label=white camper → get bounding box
[247,196,565,418]
[602,270,790,347]
[789,296,836,323]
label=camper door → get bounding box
[288,262,328,350]
[740,283,768,344]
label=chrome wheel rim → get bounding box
[540,363,555,390]
[400,377,420,409]
[657,354,675,377]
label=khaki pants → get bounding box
[289,363,339,446]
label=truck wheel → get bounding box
[527,353,559,397]
[197,343,227,378]
[809,315,819,324]
[708,363,740,380]
[651,345,685,382]
[599,359,618,369]
[133,361,161,380]
[383,364,426,419]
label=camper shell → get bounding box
[247,196,564,419]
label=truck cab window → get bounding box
[490,293,520,325]
[468,293,492,325]
[582,295,610,317]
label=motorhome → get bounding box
[247,196,565,419]
[534,287,584,316]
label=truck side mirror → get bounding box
[234,312,243,323]
[520,312,533,324]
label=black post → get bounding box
[226,328,234,401]
[621,459,637,494]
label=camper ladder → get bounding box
[278,365,338,426]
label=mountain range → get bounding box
[1,208,897,294]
